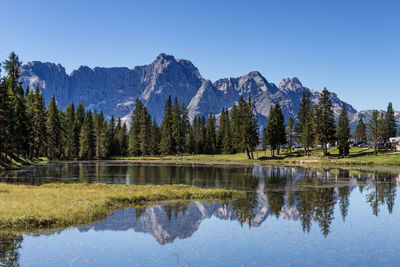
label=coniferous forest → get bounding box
[0,52,397,162]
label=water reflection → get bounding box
[1,164,400,266]
[74,168,398,243]
[0,233,23,267]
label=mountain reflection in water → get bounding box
[1,164,400,266]
[77,166,399,244]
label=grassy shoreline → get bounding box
[0,183,242,231]
[112,148,400,167]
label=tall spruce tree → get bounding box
[0,68,9,161]
[114,118,122,155]
[46,96,62,159]
[384,102,397,140]
[368,110,380,156]
[378,113,387,146]
[58,108,67,158]
[108,115,116,156]
[337,105,350,156]
[314,88,336,156]
[230,104,241,153]
[354,118,367,143]
[25,88,35,158]
[263,103,286,157]
[295,90,315,156]
[171,97,187,154]
[286,117,295,156]
[149,117,161,155]
[93,111,104,158]
[205,113,217,154]
[79,110,95,159]
[217,107,232,154]
[193,116,203,154]
[184,123,194,154]
[240,96,259,159]
[128,99,143,156]
[3,52,28,156]
[64,103,77,158]
[99,119,111,158]
[74,103,85,158]
[160,96,174,154]
[121,123,128,156]
[138,107,151,155]
[181,102,190,153]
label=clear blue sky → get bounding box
[1,0,399,111]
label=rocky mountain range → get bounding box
[19,53,399,132]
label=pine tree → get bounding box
[93,111,103,158]
[314,88,336,156]
[58,108,67,158]
[114,118,123,156]
[74,103,85,158]
[121,123,128,156]
[217,107,232,154]
[263,103,286,157]
[109,115,116,156]
[193,116,203,154]
[113,118,128,156]
[99,119,111,158]
[128,99,143,156]
[205,114,217,154]
[230,104,241,153]
[64,103,77,158]
[368,110,380,156]
[79,110,95,159]
[0,68,9,161]
[337,105,350,157]
[25,88,35,158]
[184,123,194,154]
[181,102,190,153]
[354,118,367,143]
[222,109,232,154]
[46,96,62,159]
[384,102,397,140]
[295,90,315,156]
[3,52,28,157]
[138,107,151,155]
[33,86,47,157]
[171,97,185,154]
[160,96,174,154]
[378,112,387,146]
[286,117,295,156]
[240,96,259,159]
[149,118,161,155]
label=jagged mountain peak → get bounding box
[278,77,303,92]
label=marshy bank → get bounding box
[0,183,242,231]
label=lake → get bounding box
[1,162,400,266]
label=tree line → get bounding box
[0,52,397,161]
[261,88,397,157]
[0,52,260,160]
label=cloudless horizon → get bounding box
[1,0,399,111]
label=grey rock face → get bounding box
[20,53,357,127]
[349,110,400,133]
[21,53,203,123]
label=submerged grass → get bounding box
[0,183,242,231]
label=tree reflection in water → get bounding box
[0,164,399,263]
[0,233,23,267]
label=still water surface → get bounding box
[1,162,400,266]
